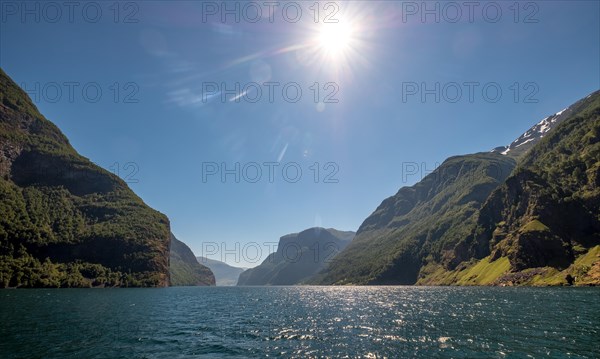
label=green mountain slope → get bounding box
[312,153,516,285]
[314,90,600,286]
[238,227,354,285]
[0,68,171,288]
[454,90,600,286]
[197,256,245,286]
[169,234,215,286]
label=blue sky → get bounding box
[1,1,599,267]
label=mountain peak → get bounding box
[492,107,572,158]
[492,90,600,158]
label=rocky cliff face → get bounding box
[169,234,215,286]
[0,68,171,287]
[466,91,600,285]
[238,227,354,285]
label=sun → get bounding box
[315,22,356,59]
[296,3,368,73]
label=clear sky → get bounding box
[1,1,599,267]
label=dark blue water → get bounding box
[1,287,599,358]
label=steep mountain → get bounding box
[311,154,516,285]
[0,68,171,287]
[197,256,245,286]
[453,91,600,286]
[237,227,354,285]
[169,234,215,286]
[314,90,600,286]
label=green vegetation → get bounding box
[169,234,215,286]
[472,90,600,279]
[417,257,511,286]
[0,253,162,288]
[523,245,600,286]
[0,68,172,287]
[312,153,516,285]
[454,257,511,285]
[520,220,550,233]
[313,90,600,286]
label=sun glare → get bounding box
[317,22,355,58]
[298,3,368,74]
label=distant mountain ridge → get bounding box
[197,256,245,286]
[238,227,355,285]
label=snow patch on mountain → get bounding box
[515,138,535,148]
[491,106,572,157]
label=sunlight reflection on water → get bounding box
[1,286,599,358]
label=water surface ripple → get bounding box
[1,286,598,358]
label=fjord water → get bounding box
[1,287,598,358]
